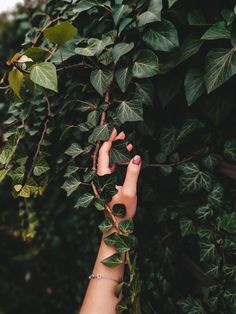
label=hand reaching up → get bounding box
[97,128,141,222]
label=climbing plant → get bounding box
[2,0,236,313]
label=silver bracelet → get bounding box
[89,273,120,284]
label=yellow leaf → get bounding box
[14,184,22,192]
[8,68,24,98]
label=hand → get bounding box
[97,128,141,223]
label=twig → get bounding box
[45,45,58,62]
[57,63,94,72]
[22,95,52,186]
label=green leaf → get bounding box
[195,205,213,221]
[0,169,8,182]
[208,183,224,209]
[157,73,182,108]
[218,213,236,234]
[134,80,154,106]
[201,21,230,40]
[115,234,132,253]
[187,9,207,26]
[75,192,94,208]
[168,0,178,7]
[113,42,134,64]
[110,140,130,164]
[204,48,236,93]
[99,217,113,233]
[184,68,205,105]
[137,0,162,26]
[132,49,159,78]
[224,139,236,161]
[112,204,126,218]
[93,173,117,201]
[115,67,132,93]
[65,143,83,158]
[112,4,132,26]
[178,296,206,314]
[177,119,204,142]
[159,127,178,155]
[73,0,105,14]
[24,47,48,62]
[44,21,77,46]
[0,134,20,165]
[115,282,125,298]
[88,123,113,144]
[118,219,134,234]
[116,98,143,123]
[200,241,219,263]
[8,68,24,98]
[33,156,50,176]
[202,155,220,172]
[94,198,106,211]
[143,20,179,52]
[75,38,107,56]
[30,62,58,92]
[179,217,195,236]
[90,69,113,96]
[61,175,81,196]
[104,232,117,246]
[101,253,123,268]
[178,162,213,193]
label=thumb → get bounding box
[123,155,141,196]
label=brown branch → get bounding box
[45,45,58,62]
[22,95,52,186]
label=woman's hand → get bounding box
[97,128,141,222]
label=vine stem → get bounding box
[22,95,52,187]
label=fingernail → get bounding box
[132,155,141,165]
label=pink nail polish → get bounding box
[132,155,141,165]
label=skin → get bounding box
[80,128,141,314]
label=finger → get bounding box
[115,131,125,141]
[97,128,117,175]
[127,144,133,152]
[123,155,141,196]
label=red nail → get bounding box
[132,155,141,165]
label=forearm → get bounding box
[80,229,124,314]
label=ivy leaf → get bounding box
[65,143,83,158]
[157,73,182,108]
[224,139,236,161]
[187,9,207,26]
[199,242,219,262]
[73,0,104,14]
[178,296,206,314]
[94,198,106,211]
[168,0,178,7]
[159,127,178,155]
[24,47,48,62]
[201,21,230,41]
[132,49,159,78]
[0,169,8,182]
[110,140,130,164]
[104,232,117,246]
[143,19,179,52]
[208,183,224,209]
[118,219,134,234]
[90,69,113,96]
[179,217,195,236]
[99,217,113,233]
[33,156,50,176]
[61,175,81,196]
[178,162,213,193]
[115,67,132,93]
[217,213,236,234]
[204,48,236,93]
[101,253,123,268]
[177,119,204,142]
[116,98,143,123]
[93,173,117,201]
[75,193,94,208]
[134,80,154,106]
[112,4,132,26]
[112,203,126,218]
[88,123,113,144]
[0,134,20,165]
[75,38,109,56]
[44,21,77,46]
[115,282,125,298]
[113,42,134,63]
[30,62,58,92]
[202,155,220,172]
[184,68,205,106]
[137,0,162,27]
[8,68,24,98]
[115,234,132,253]
[195,205,213,221]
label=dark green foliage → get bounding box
[1,0,236,313]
